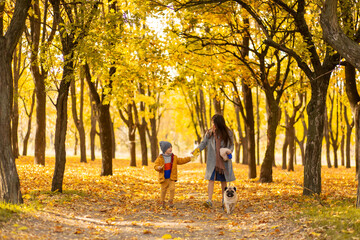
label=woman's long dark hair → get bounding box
[212,114,232,146]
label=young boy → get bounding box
[154,141,192,208]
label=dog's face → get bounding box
[224,186,237,198]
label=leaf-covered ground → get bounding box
[0,156,358,239]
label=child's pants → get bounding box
[160,179,175,202]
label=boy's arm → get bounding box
[176,156,192,165]
[154,156,164,172]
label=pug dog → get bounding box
[223,186,238,214]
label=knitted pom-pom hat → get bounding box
[159,141,172,153]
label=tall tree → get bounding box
[321,0,360,206]
[70,71,87,163]
[344,105,353,168]
[28,0,57,166]
[85,62,113,175]
[11,42,22,159]
[0,0,30,203]
[51,0,98,192]
[21,91,35,156]
[119,103,137,167]
[328,90,340,168]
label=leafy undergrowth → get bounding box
[0,156,358,239]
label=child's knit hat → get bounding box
[159,141,172,153]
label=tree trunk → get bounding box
[84,63,113,174]
[344,105,353,168]
[256,86,260,165]
[355,107,360,207]
[30,0,48,166]
[321,0,360,71]
[149,117,159,162]
[134,84,148,166]
[70,78,87,163]
[98,104,113,175]
[340,133,345,166]
[282,112,289,170]
[234,103,242,164]
[51,58,72,192]
[33,72,47,165]
[119,104,137,167]
[74,131,78,155]
[243,83,256,178]
[260,99,281,183]
[90,93,97,161]
[0,0,30,204]
[0,49,24,204]
[213,95,222,114]
[111,120,116,159]
[303,76,330,195]
[12,44,21,159]
[324,109,332,168]
[282,133,288,170]
[22,92,35,156]
[287,124,295,172]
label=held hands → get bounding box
[190,148,200,162]
[157,165,164,171]
[192,148,200,158]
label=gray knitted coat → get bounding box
[197,130,236,182]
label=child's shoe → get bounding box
[203,200,212,208]
[160,201,165,208]
[169,201,174,208]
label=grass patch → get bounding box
[26,189,89,206]
[301,198,360,239]
[0,202,33,223]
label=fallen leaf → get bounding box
[162,234,172,239]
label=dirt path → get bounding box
[0,196,312,239]
[0,158,317,239]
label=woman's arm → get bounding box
[197,133,210,151]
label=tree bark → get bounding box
[260,99,281,183]
[324,108,332,168]
[30,0,56,166]
[51,0,99,190]
[321,0,360,70]
[282,112,289,170]
[234,103,242,164]
[51,56,72,192]
[31,0,46,166]
[243,83,256,178]
[70,77,87,163]
[303,75,330,195]
[111,120,115,159]
[98,104,113,175]
[90,93,97,161]
[12,43,21,159]
[295,111,307,166]
[119,104,137,167]
[133,94,148,166]
[84,63,113,174]
[148,116,159,162]
[22,92,35,156]
[287,123,295,172]
[0,0,30,204]
[344,105,353,168]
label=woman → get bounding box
[194,114,235,208]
